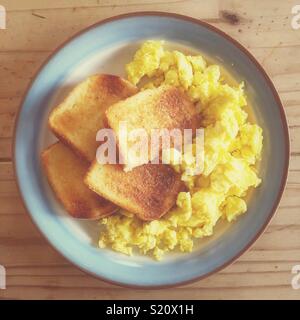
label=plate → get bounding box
[14,12,289,288]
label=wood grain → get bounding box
[0,0,300,300]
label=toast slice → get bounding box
[105,85,199,170]
[41,142,118,219]
[84,162,184,221]
[49,74,137,162]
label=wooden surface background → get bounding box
[0,0,300,300]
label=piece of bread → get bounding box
[49,74,137,162]
[105,85,199,170]
[84,162,185,221]
[41,142,118,219]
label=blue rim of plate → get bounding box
[13,12,290,289]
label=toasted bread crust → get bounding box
[85,162,185,221]
[41,142,118,219]
[105,85,199,168]
[49,74,137,162]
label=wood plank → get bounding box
[0,285,298,300]
[2,0,204,11]
[2,260,295,276]
[0,196,26,215]
[0,2,219,52]
[288,170,300,184]
[0,1,296,52]
[0,97,21,139]
[272,207,300,226]
[0,52,50,98]
[278,184,300,208]
[290,127,300,153]
[0,180,19,196]
[0,233,299,295]
[0,242,66,267]
[218,0,297,47]
[0,215,43,240]
[0,269,294,289]
[0,138,11,159]
[290,154,300,171]
[0,162,14,180]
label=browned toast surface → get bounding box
[49,74,137,162]
[41,142,117,219]
[85,162,184,221]
[105,85,199,168]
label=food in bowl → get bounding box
[41,142,117,219]
[105,84,199,171]
[99,41,263,260]
[85,162,184,221]
[41,40,263,261]
[48,74,137,162]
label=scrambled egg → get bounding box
[99,40,263,260]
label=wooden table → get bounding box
[0,0,299,300]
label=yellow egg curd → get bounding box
[98,40,263,260]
